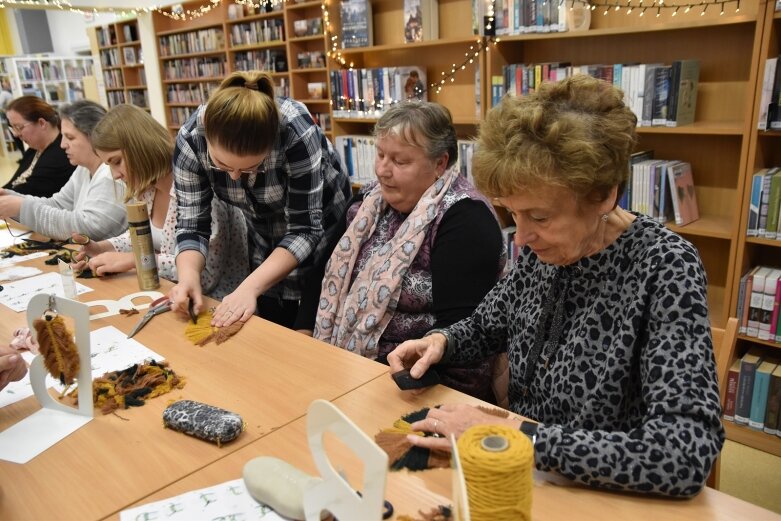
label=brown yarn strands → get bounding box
[397,505,453,521]
[375,407,450,471]
[184,311,245,346]
[456,425,534,521]
[68,360,186,414]
[33,315,80,385]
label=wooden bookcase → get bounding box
[93,19,149,110]
[726,0,781,458]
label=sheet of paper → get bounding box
[0,223,31,251]
[0,407,92,464]
[0,266,43,282]
[0,251,48,269]
[0,271,93,312]
[120,478,286,521]
[0,326,164,409]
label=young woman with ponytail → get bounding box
[169,71,351,329]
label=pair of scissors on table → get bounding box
[127,296,172,338]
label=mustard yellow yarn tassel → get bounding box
[184,312,217,345]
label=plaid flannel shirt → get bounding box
[173,98,351,301]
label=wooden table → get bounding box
[126,375,781,521]
[0,255,388,520]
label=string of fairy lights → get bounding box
[0,0,744,96]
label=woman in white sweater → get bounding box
[0,100,126,241]
[71,104,249,300]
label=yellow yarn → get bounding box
[184,312,216,344]
[456,424,534,521]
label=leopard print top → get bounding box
[444,213,724,497]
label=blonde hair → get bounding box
[474,75,638,204]
[205,71,278,156]
[91,104,173,201]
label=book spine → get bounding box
[759,271,780,341]
[747,269,768,337]
[764,172,781,239]
[740,271,755,335]
[723,362,741,421]
[747,173,764,236]
[749,368,773,430]
[735,272,748,335]
[734,359,758,425]
[758,172,773,236]
[764,372,781,435]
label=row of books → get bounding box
[621,151,700,226]
[100,49,121,68]
[128,90,148,108]
[233,50,287,73]
[103,69,123,89]
[96,24,137,48]
[736,266,781,343]
[166,82,220,104]
[340,0,437,48]
[747,167,781,240]
[329,66,427,119]
[483,0,566,36]
[169,106,197,127]
[334,135,477,186]
[159,29,225,57]
[106,90,126,107]
[162,57,226,80]
[757,56,781,131]
[403,0,438,43]
[495,60,700,128]
[724,349,781,437]
[228,19,284,47]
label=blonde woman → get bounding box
[72,104,248,300]
[169,71,351,329]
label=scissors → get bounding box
[127,296,172,339]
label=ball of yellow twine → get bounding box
[456,424,534,521]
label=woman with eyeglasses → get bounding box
[168,71,351,329]
[2,96,75,197]
[0,100,126,241]
[71,104,249,300]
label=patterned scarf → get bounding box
[314,169,458,359]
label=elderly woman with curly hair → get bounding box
[388,74,723,498]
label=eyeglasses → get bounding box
[9,121,34,134]
[206,152,264,176]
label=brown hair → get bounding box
[204,71,278,156]
[473,74,638,204]
[7,95,60,128]
[91,104,173,200]
[373,101,458,169]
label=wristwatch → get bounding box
[520,420,538,446]
[424,328,454,352]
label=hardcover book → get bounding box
[404,0,438,42]
[667,161,699,226]
[734,350,763,426]
[750,360,778,430]
[341,0,373,48]
[667,59,699,127]
[764,365,781,435]
[723,359,741,422]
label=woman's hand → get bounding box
[169,277,204,319]
[407,403,523,451]
[0,346,28,391]
[387,333,447,383]
[0,194,23,220]
[87,252,135,276]
[212,284,257,327]
[70,237,112,272]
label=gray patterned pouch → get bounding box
[163,400,244,446]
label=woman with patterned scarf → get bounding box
[297,101,507,404]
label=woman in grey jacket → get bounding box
[0,100,126,241]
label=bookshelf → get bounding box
[4,55,94,107]
[726,0,781,458]
[93,19,149,110]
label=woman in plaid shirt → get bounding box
[169,71,351,328]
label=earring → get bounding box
[601,213,609,222]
